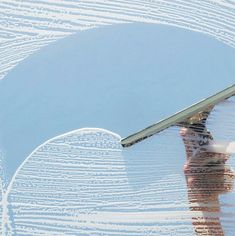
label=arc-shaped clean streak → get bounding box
[4,128,193,235]
[1,0,235,80]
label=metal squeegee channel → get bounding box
[121,84,235,147]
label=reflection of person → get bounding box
[181,123,235,236]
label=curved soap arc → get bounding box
[6,128,126,235]
[1,0,235,80]
[5,128,193,235]
[3,23,235,182]
[6,127,122,191]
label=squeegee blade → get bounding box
[121,84,235,148]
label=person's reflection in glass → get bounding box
[181,121,235,236]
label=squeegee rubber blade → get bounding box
[121,84,235,147]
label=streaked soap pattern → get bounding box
[1,87,235,236]
[1,1,235,235]
[1,0,235,80]
[3,116,234,235]
[2,128,195,235]
[0,154,3,235]
[0,102,234,235]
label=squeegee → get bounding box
[121,84,235,148]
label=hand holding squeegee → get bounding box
[121,84,235,154]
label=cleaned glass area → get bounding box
[0,23,235,235]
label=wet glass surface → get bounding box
[0,24,235,235]
[4,99,235,235]
[121,98,235,235]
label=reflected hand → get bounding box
[180,126,235,236]
[181,127,234,199]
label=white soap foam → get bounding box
[0,0,235,80]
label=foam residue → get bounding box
[0,128,193,235]
[0,0,235,80]
[0,106,235,234]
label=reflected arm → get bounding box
[121,84,235,147]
